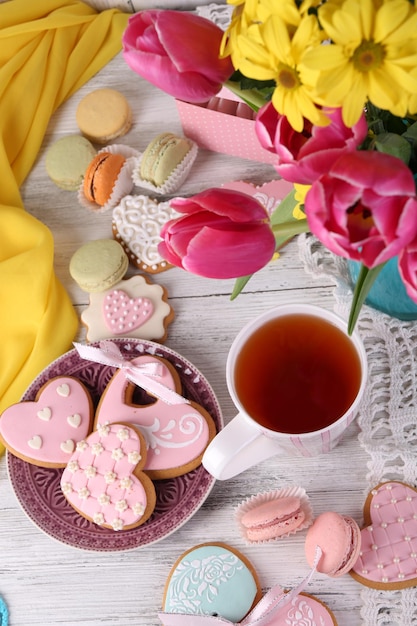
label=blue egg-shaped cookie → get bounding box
[163,542,261,622]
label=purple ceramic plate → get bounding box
[7,339,223,552]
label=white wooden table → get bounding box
[0,47,369,625]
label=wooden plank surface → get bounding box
[0,47,370,626]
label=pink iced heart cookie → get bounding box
[265,592,337,625]
[94,354,217,479]
[0,376,93,467]
[61,422,156,531]
[351,481,417,589]
[103,289,154,334]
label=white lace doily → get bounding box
[299,232,417,625]
[200,4,417,623]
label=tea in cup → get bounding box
[202,303,367,480]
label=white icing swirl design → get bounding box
[112,195,180,269]
[140,413,204,454]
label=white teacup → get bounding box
[202,303,368,480]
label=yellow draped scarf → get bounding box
[0,0,129,454]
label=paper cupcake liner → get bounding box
[131,140,198,195]
[236,485,314,545]
[78,144,139,214]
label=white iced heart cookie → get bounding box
[94,354,217,479]
[81,275,173,343]
[112,194,180,273]
[0,376,94,468]
[61,423,156,531]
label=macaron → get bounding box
[305,511,361,577]
[240,496,306,542]
[69,239,129,293]
[45,135,96,190]
[139,132,192,187]
[83,151,126,206]
[76,88,132,144]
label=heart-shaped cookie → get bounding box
[350,481,417,589]
[0,376,93,467]
[95,354,217,479]
[112,194,180,273]
[61,422,156,531]
[103,289,154,334]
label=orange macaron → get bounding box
[83,152,126,206]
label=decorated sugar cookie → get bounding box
[162,543,262,622]
[0,377,93,467]
[159,543,337,626]
[112,194,181,273]
[351,481,417,589]
[94,353,217,479]
[61,422,156,531]
[81,275,174,342]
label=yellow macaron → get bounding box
[76,88,132,144]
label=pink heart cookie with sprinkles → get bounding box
[94,354,217,480]
[61,422,156,531]
[0,376,93,468]
[351,481,417,589]
[103,289,154,334]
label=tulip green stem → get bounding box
[271,219,310,242]
[223,80,267,111]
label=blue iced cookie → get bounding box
[162,542,262,622]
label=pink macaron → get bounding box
[305,511,361,577]
[240,496,306,542]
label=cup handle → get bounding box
[202,413,280,480]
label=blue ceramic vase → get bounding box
[348,257,417,321]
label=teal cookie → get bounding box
[162,543,261,622]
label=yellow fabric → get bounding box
[0,0,129,454]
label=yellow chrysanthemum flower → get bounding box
[222,0,301,63]
[235,14,326,131]
[304,0,417,126]
[293,184,310,219]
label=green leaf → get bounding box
[270,189,298,226]
[230,274,253,300]
[374,132,411,164]
[348,262,386,334]
[402,121,417,143]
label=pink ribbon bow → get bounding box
[73,341,189,406]
[158,547,322,626]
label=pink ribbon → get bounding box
[73,341,189,406]
[158,547,322,626]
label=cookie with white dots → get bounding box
[0,376,93,468]
[60,422,156,531]
[350,481,417,589]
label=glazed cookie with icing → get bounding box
[162,543,262,622]
[81,274,174,343]
[0,377,93,468]
[112,194,181,273]
[61,422,156,531]
[351,481,417,589]
[94,354,217,479]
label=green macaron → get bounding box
[45,134,97,191]
[140,132,192,187]
[69,239,129,293]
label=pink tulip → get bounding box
[255,102,368,185]
[305,151,417,268]
[158,188,276,279]
[399,242,417,303]
[122,10,234,103]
